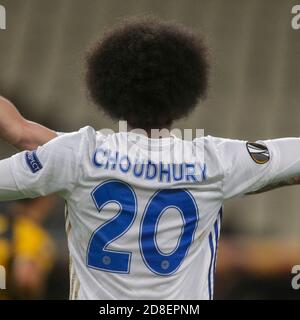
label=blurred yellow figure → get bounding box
[0,197,55,299]
[0,214,9,271]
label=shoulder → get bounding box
[194,135,248,179]
[193,135,237,155]
[54,126,96,144]
[47,126,97,152]
[24,126,99,169]
[203,136,249,157]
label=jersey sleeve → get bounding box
[0,158,25,201]
[212,137,300,199]
[6,128,89,199]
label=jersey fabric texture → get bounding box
[3,126,300,300]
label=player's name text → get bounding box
[93,148,207,183]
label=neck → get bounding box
[128,127,172,139]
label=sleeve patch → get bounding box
[246,142,270,164]
[25,151,43,173]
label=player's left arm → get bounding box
[215,137,300,199]
[246,176,300,194]
[246,138,300,195]
[0,96,57,151]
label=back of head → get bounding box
[86,17,210,131]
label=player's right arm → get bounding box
[0,96,57,151]
[0,127,90,201]
[212,137,300,199]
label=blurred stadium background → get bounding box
[0,0,300,299]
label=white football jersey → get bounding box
[7,126,299,300]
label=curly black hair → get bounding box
[86,17,209,130]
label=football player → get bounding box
[0,18,299,299]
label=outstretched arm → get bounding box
[0,96,57,151]
[247,176,300,195]
[215,137,300,199]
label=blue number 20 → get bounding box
[87,180,198,275]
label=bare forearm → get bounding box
[20,120,57,151]
[0,96,57,150]
[0,96,24,145]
